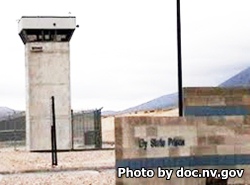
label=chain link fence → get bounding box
[72,109,102,150]
[0,108,109,151]
[0,112,26,150]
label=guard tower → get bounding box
[18,16,76,151]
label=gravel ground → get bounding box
[0,148,115,185]
[0,116,116,184]
[0,170,115,185]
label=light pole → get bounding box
[177,0,183,116]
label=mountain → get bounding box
[219,67,250,87]
[118,93,178,114]
[2,67,250,117]
[0,107,17,118]
[110,66,250,115]
[101,110,117,116]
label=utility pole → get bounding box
[177,0,183,116]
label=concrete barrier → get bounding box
[115,116,250,185]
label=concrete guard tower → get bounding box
[18,16,76,151]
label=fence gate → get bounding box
[72,109,102,150]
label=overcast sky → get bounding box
[0,0,250,111]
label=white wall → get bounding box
[25,42,71,151]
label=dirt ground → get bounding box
[0,108,177,184]
[0,148,115,185]
[0,115,117,185]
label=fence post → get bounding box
[71,109,74,150]
[98,108,102,149]
[14,115,16,151]
[51,96,58,166]
[94,109,102,149]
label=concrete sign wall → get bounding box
[184,87,250,116]
[115,116,250,185]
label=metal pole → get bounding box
[71,109,74,150]
[51,96,58,166]
[14,116,16,151]
[177,0,183,116]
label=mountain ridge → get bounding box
[103,66,250,115]
[219,67,250,87]
[2,66,250,117]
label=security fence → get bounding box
[0,112,26,149]
[72,109,102,150]
[0,109,104,151]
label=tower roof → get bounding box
[18,16,76,44]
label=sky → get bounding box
[0,0,250,111]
